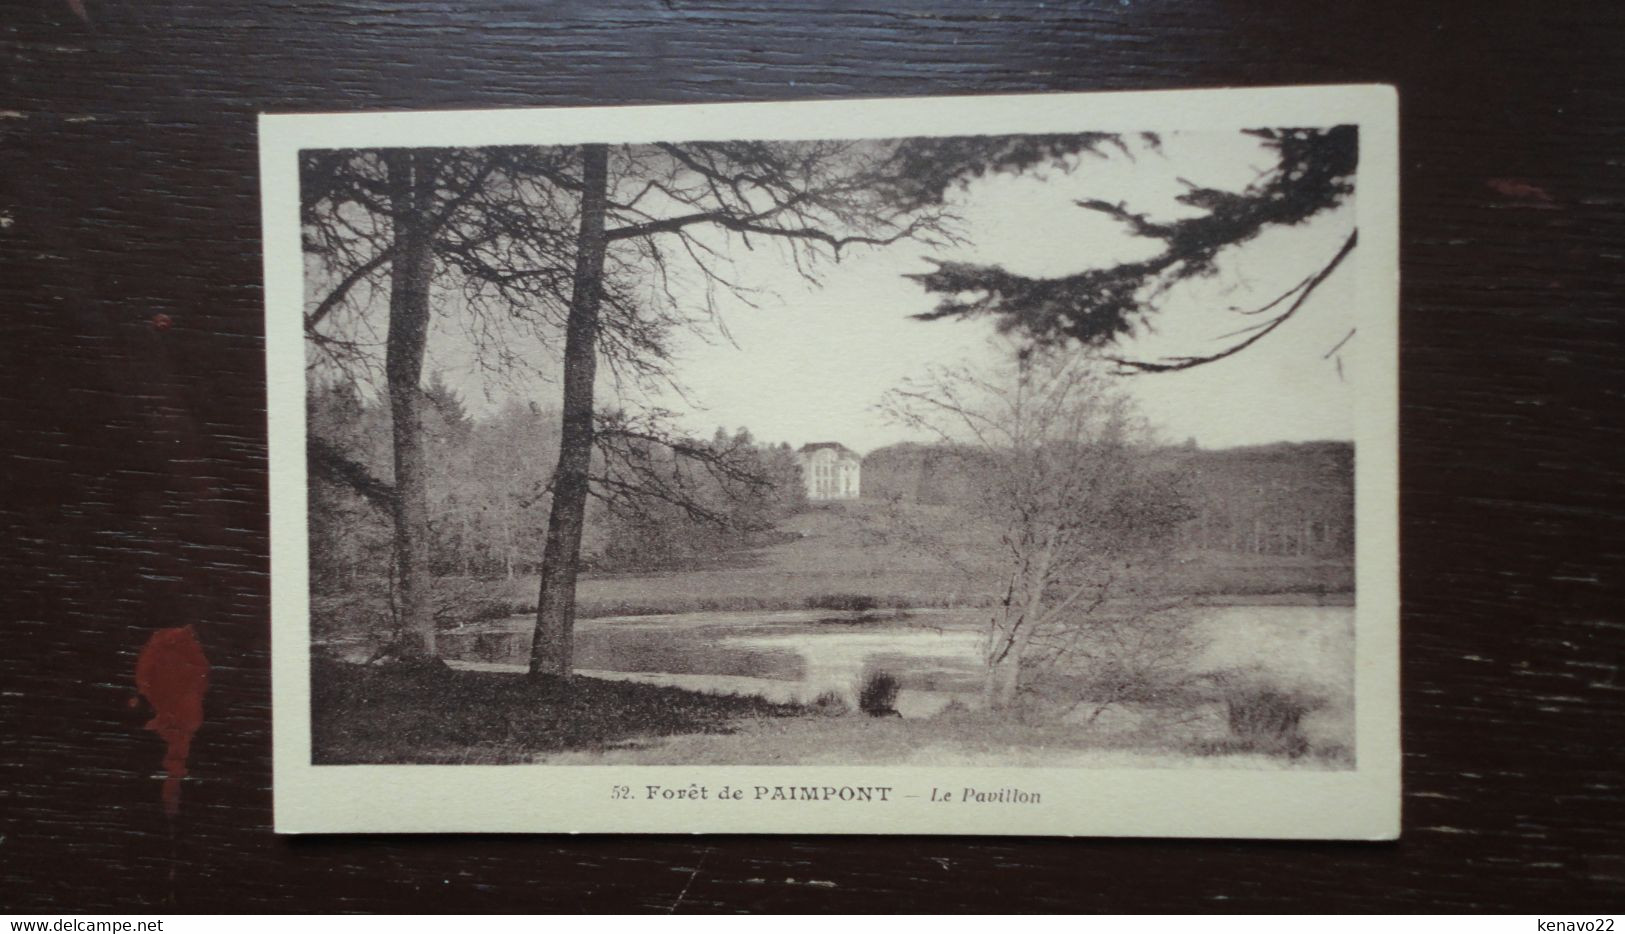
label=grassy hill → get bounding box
[452,496,1351,625]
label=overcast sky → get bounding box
[646,131,1358,453]
[415,130,1358,454]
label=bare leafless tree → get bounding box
[883,349,1190,710]
[302,138,967,671]
[303,147,539,657]
[303,144,601,657]
[524,139,969,679]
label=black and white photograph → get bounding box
[263,87,1399,836]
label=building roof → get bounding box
[798,441,861,460]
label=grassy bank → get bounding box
[312,657,1350,768]
[538,710,1354,769]
[311,658,806,764]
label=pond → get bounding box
[436,603,1355,720]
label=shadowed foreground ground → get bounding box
[312,657,1351,768]
[311,658,807,764]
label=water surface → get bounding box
[437,604,1354,720]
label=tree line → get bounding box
[861,439,1354,559]
[308,379,804,595]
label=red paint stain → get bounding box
[133,625,209,816]
[149,313,173,331]
[1486,178,1555,205]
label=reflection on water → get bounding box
[438,605,1354,719]
[452,618,815,680]
[1190,605,1356,697]
[724,626,984,717]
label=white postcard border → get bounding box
[262,84,1401,838]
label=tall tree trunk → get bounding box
[530,144,609,679]
[986,543,1052,710]
[984,656,1020,710]
[503,517,514,580]
[385,151,437,658]
[463,511,473,576]
[983,613,1030,711]
[985,626,1030,710]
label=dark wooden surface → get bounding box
[3,0,1623,914]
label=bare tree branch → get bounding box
[1105,230,1357,373]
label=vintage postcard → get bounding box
[262,85,1399,837]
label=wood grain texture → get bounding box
[2,0,1622,913]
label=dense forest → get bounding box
[860,440,1354,559]
[307,380,804,595]
[1167,442,1354,558]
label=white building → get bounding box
[797,442,861,500]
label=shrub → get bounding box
[856,669,902,717]
[1225,686,1313,737]
[1020,610,1206,724]
[810,690,850,717]
[1218,681,1323,758]
[806,593,879,612]
[469,630,523,663]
